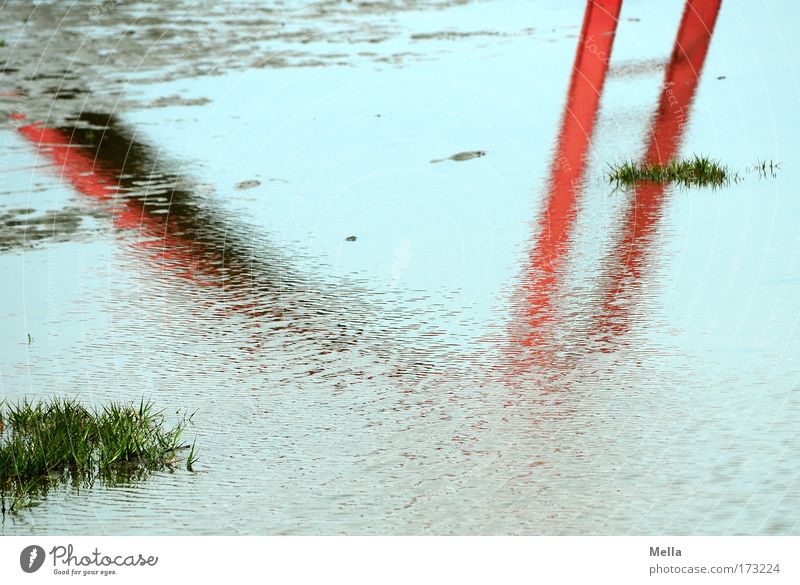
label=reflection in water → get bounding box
[504,0,622,376]
[16,113,444,381]
[18,114,306,294]
[0,0,489,125]
[4,0,799,536]
[503,0,721,377]
[595,0,722,345]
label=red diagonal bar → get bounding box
[594,0,722,345]
[17,121,221,283]
[505,0,622,373]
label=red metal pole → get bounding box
[593,0,722,346]
[505,0,622,373]
[17,121,220,283]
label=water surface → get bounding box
[1,0,799,534]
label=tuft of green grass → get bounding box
[186,437,198,472]
[607,156,780,188]
[0,397,197,512]
[607,155,735,188]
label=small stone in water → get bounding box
[235,180,261,191]
[430,150,486,164]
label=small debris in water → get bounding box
[147,95,212,109]
[430,150,486,164]
[717,75,727,80]
[235,179,261,191]
[345,235,357,242]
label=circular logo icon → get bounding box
[20,545,46,573]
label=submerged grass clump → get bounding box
[608,156,781,188]
[608,155,734,188]
[0,398,197,512]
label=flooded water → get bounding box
[1,0,799,534]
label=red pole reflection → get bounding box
[594,0,722,345]
[506,0,622,373]
[13,116,400,364]
[17,121,221,284]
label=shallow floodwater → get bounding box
[1,0,799,534]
